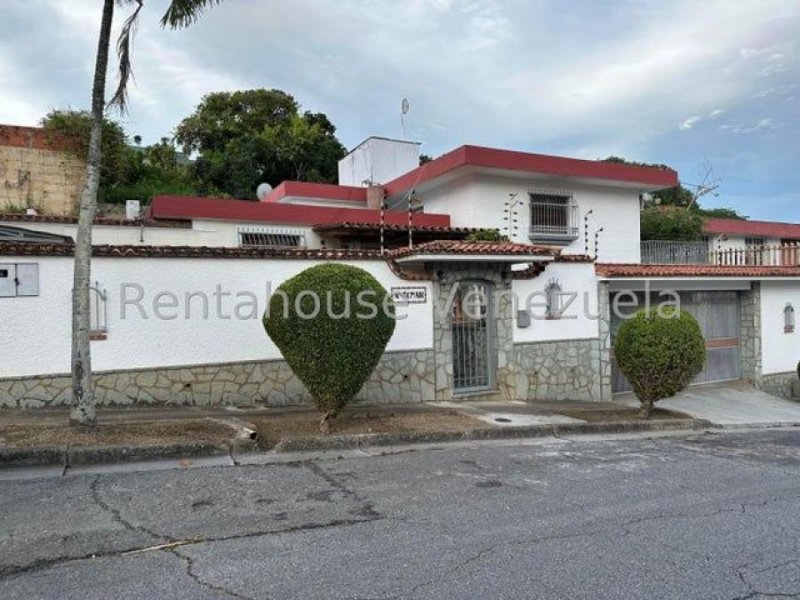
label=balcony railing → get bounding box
[529,200,579,244]
[641,240,800,266]
[641,240,709,265]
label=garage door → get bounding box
[611,291,741,393]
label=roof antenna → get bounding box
[401,98,410,139]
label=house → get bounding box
[1,137,798,409]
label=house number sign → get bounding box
[391,286,427,304]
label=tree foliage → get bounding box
[640,207,706,241]
[466,229,509,242]
[263,264,396,433]
[614,307,706,418]
[42,109,131,197]
[176,89,346,197]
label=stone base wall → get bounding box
[0,349,436,409]
[757,372,799,399]
[511,338,606,402]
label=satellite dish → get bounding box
[256,183,273,201]
[401,98,410,115]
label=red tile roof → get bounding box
[384,145,678,197]
[0,213,190,228]
[389,240,559,259]
[147,195,452,228]
[704,218,800,240]
[596,263,800,278]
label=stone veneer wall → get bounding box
[741,283,762,385]
[0,349,436,409]
[0,125,84,216]
[511,338,604,401]
[759,372,798,399]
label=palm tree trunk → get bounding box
[70,0,114,426]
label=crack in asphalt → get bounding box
[89,475,170,543]
[0,516,381,582]
[168,547,256,600]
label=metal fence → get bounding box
[641,241,800,266]
[641,240,709,264]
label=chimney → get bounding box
[366,185,385,211]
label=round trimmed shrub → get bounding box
[263,264,396,432]
[613,307,706,418]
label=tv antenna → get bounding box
[401,98,410,139]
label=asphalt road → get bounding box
[1,429,800,599]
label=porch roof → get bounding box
[390,240,559,264]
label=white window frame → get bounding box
[529,189,579,245]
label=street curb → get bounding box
[0,442,234,469]
[271,418,714,453]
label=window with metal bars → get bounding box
[237,228,307,248]
[529,192,579,243]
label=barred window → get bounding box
[529,192,579,243]
[238,227,307,248]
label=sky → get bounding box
[1,0,798,221]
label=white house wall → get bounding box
[0,219,324,249]
[512,263,600,343]
[760,280,800,375]
[0,256,433,378]
[420,175,642,263]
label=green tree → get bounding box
[640,207,706,241]
[70,0,224,426]
[614,307,706,419]
[42,110,133,200]
[176,89,346,197]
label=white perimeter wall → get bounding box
[420,175,642,263]
[0,257,433,378]
[512,262,599,343]
[760,281,800,374]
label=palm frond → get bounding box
[161,0,224,29]
[107,0,143,113]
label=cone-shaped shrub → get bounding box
[614,306,706,418]
[263,264,395,432]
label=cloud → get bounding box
[680,116,702,130]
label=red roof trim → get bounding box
[596,263,800,278]
[704,218,800,240]
[263,181,367,204]
[383,145,678,196]
[148,195,451,228]
[389,240,559,258]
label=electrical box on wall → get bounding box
[0,263,39,297]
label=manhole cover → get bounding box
[495,417,512,423]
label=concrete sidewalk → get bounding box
[615,381,800,428]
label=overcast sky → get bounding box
[2,0,798,221]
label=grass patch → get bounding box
[0,420,235,449]
[253,408,485,450]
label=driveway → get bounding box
[615,380,800,427]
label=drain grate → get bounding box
[494,417,512,423]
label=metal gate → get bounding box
[611,291,742,393]
[452,282,493,392]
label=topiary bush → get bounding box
[263,264,396,432]
[613,307,706,419]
